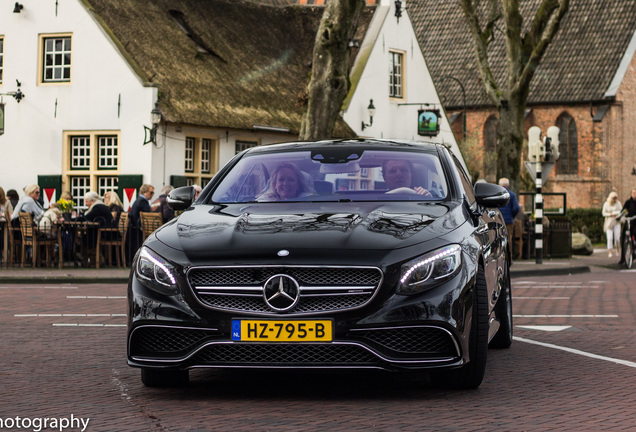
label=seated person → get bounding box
[382,160,432,197]
[257,163,315,201]
[77,191,114,248]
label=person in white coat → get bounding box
[602,191,622,257]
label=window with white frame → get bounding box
[201,138,211,173]
[71,136,91,170]
[182,136,217,185]
[63,131,120,210]
[235,140,258,154]
[98,136,118,169]
[0,37,3,84]
[42,36,71,83]
[98,177,118,198]
[71,177,90,209]
[389,51,403,98]
[185,137,195,172]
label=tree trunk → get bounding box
[299,0,364,141]
[497,95,526,191]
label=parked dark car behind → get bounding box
[127,139,512,389]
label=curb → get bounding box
[510,265,590,278]
[0,276,130,284]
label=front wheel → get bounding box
[489,264,513,349]
[624,237,634,269]
[431,266,488,389]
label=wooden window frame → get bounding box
[62,131,120,209]
[389,50,405,99]
[184,135,219,185]
[38,33,72,85]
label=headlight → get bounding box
[136,247,179,295]
[397,244,462,295]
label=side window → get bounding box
[452,155,475,204]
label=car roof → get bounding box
[242,139,444,155]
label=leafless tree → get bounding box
[299,0,365,141]
[460,0,569,187]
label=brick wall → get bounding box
[447,99,631,210]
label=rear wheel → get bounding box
[489,264,513,349]
[431,266,488,389]
[624,237,634,269]
[141,368,189,387]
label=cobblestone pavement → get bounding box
[1,266,635,431]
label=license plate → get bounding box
[231,319,333,342]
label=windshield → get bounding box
[210,148,448,203]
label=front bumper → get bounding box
[127,263,475,372]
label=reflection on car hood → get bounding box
[155,202,463,262]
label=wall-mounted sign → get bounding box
[417,109,440,137]
[0,103,5,135]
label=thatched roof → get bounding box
[83,0,375,136]
[408,0,636,109]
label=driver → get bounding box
[382,160,432,197]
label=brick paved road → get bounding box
[1,271,635,431]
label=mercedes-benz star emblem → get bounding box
[263,274,300,312]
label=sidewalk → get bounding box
[0,248,626,283]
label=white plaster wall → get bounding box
[343,0,465,169]
[0,0,154,194]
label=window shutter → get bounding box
[117,175,143,212]
[38,175,62,208]
[170,175,188,188]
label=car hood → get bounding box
[154,201,464,263]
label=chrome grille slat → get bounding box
[188,266,382,314]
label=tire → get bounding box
[431,266,489,389]
[624,237,634,269]
[141,368,189,387]
[489,264,513,349]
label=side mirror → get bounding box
[167,186,195,211]
[474,182,510,208]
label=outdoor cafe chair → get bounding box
[140,211,163,241]
[97,212,129,268]
[18,212,63,268]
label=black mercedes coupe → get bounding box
[127,139,513,389]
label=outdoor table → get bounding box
[58,220,100,267]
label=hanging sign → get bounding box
[417,109,441,137]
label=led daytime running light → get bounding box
[400,244,461,285]
[140,248,176,286]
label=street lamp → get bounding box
[440,75,466,143]
[361,99,376,131]
[144,102,162,145]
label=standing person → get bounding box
[498,178,520,256]
[619,188,636,264]
[153,185,175,222]
[130,184,155,229]
[128,184,155,261]
[602,191,622,257]
[11,184,45,225]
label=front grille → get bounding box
[188,266,382,315]
[351,327,459,357]
[130,326,220,357]
[192,343,378,366]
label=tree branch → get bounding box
[515,0,569,94]
[460,0,504,106]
